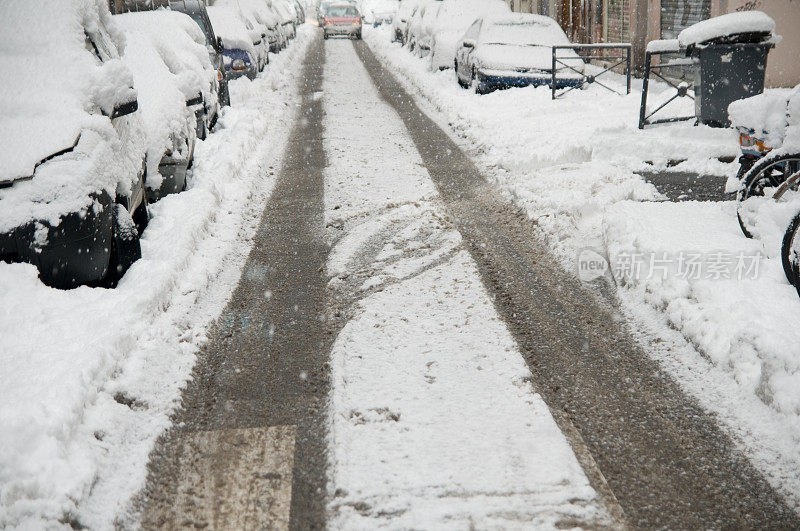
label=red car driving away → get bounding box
[323,4,362,40]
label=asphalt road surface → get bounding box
[137,32,799,529]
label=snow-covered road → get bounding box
[322,40,610,528]
[4,22,800,530]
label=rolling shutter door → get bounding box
[660,0,711,39]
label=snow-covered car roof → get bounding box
[481,13,573,47]
[240,0,281,29]
[677,11,776,47]
[475,14,581,73]
[215,0,269,43]
[271,0,298,23]
[0,0,135,185]
[116,11,214,164]
[207,5,257,54]
[433,0,508,33]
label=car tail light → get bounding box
[325,18,334,25]
[356,16,362,24]
[232,59,246,70]
[217,70,223,81]
[739,133,771,153]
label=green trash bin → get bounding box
[678,12,776,127]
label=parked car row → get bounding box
[392,0,584,93]
[0,0,302,289]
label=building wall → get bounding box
[713,0,800,87]
[507,0,799,86]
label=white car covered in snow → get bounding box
[406,0,440,55]
[428,0,509,71]
[360,0,399,25]
[455,13,584,94]
[391,0,421,43]
[0,0,148,288]
[271,0,299,40]
[116,10,220,201]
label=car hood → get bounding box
[0,0,119,185]
[475,43,582,73]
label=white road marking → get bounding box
[146,425,296,530]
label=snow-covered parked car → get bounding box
[455,13,584,94]
[392,0,421,43]
[272,0,299,40]
[215,0,271,72]
[169,0,231,107]
[407,0,441,55]
[252,1,287,52]
[360,0,398,26]
[292,0,306,25]
[207,5,259,80]
[428,0,509,71]
[116,10,219,201]
[0,0,148,289]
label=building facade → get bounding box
[506,0,799,86]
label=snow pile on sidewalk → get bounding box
[0,26,313,529]
[323,40,611,529]
[602,200,800,504]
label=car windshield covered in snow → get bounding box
[482,20,570,47]
[327,5,359,17]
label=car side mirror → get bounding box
[111,98,138,119]
[462,39,475,48]
[186,94,203,107]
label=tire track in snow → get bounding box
[322,39,615,529]
[354,38,800,528]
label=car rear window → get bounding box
[327,6,358,17]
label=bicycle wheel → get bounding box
[736,154,800,238]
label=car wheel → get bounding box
[456,61,467,88]
[356,31,362,40]
[132,165,149,235]
[323,32,329,40]
[219,81,231,107]
[196,115,207,141]
[104,204,142,286]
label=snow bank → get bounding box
[678,11,776,47]
[602,200,800,503]
[0,25,314,529]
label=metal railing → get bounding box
[550,43,632,100]
[638,49,698,129]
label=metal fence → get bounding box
[550,43,632,100]
[638,49,698,129]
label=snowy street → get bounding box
[3,6,800,530]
